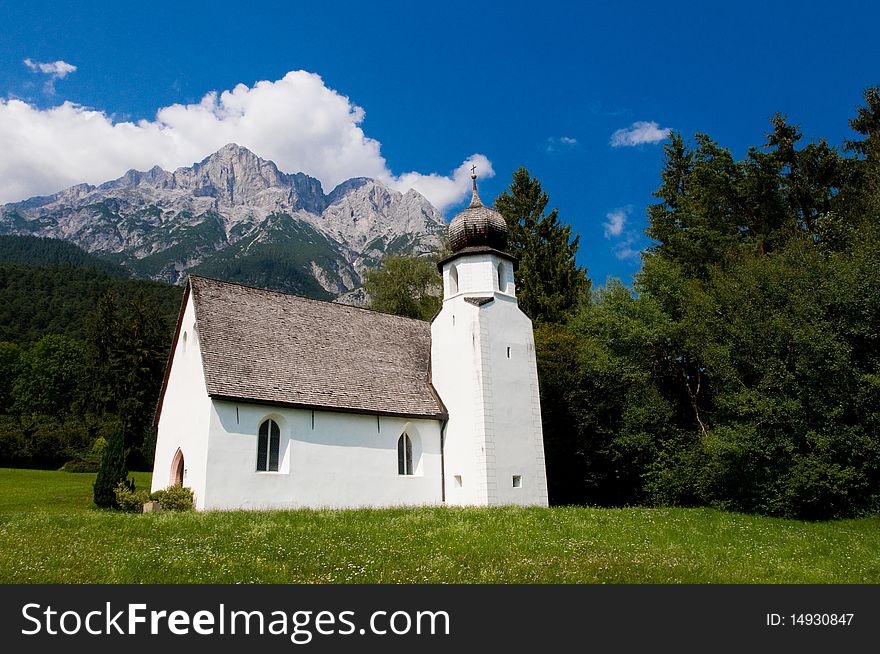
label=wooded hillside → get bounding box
[0,236,182,470]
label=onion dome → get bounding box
[448,172,508,252]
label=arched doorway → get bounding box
[170,448,184,486]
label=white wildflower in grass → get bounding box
[0,469,879,583]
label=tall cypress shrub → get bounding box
[93,426,127,508]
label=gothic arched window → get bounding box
[397,432,413,476]
[257,418,281,472]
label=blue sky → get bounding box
[1,0,878,286]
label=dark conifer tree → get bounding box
[93,425,127,508]
[494,168,590,324]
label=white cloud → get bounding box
[545,135,578,152]
[603,206,630,238]
[609,120,670,147]
[0,70,491,210]
[613,233,641,260]
[393,154,493,210]
[603,205,642,259]
[24,58,77,78]
[23,59,77,94]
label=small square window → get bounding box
[454,475,462,487]
[512,475,522,488]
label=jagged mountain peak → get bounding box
[213,142,257,157]
[327,177,389,205]
[0,145,447,297]
[100,165,171,191]
[176,144,291,204]
[194,143,275,170]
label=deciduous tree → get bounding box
[364,255,441,321]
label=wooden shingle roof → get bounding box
[187,276,446,420]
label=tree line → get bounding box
[0,256,181,471]
[367,87,880,520]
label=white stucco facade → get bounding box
[151,294,213,508]
[431,252,549,507]
[152,292,444,510]
[201,401,442,509]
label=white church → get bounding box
[151,176,549,510]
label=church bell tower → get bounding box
[430,172,549,506]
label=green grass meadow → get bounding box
[0,467,878,583]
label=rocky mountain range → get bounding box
[0,144,445,299]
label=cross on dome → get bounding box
[448,169,508,253]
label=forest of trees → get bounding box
[0,238,181,471]
[535,88,880,519]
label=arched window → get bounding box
[448,265,459,295]
[397,433,413,475]
[257,419,280,472]
[182,331,188,353]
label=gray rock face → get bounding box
[0,144,445,296]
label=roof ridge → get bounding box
[187,274,432,324]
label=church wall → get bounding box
[433,253,549,507]
[431,296,485,506]
[152,294,213,509]
[480,297,549,506]
[201,401,443,510]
